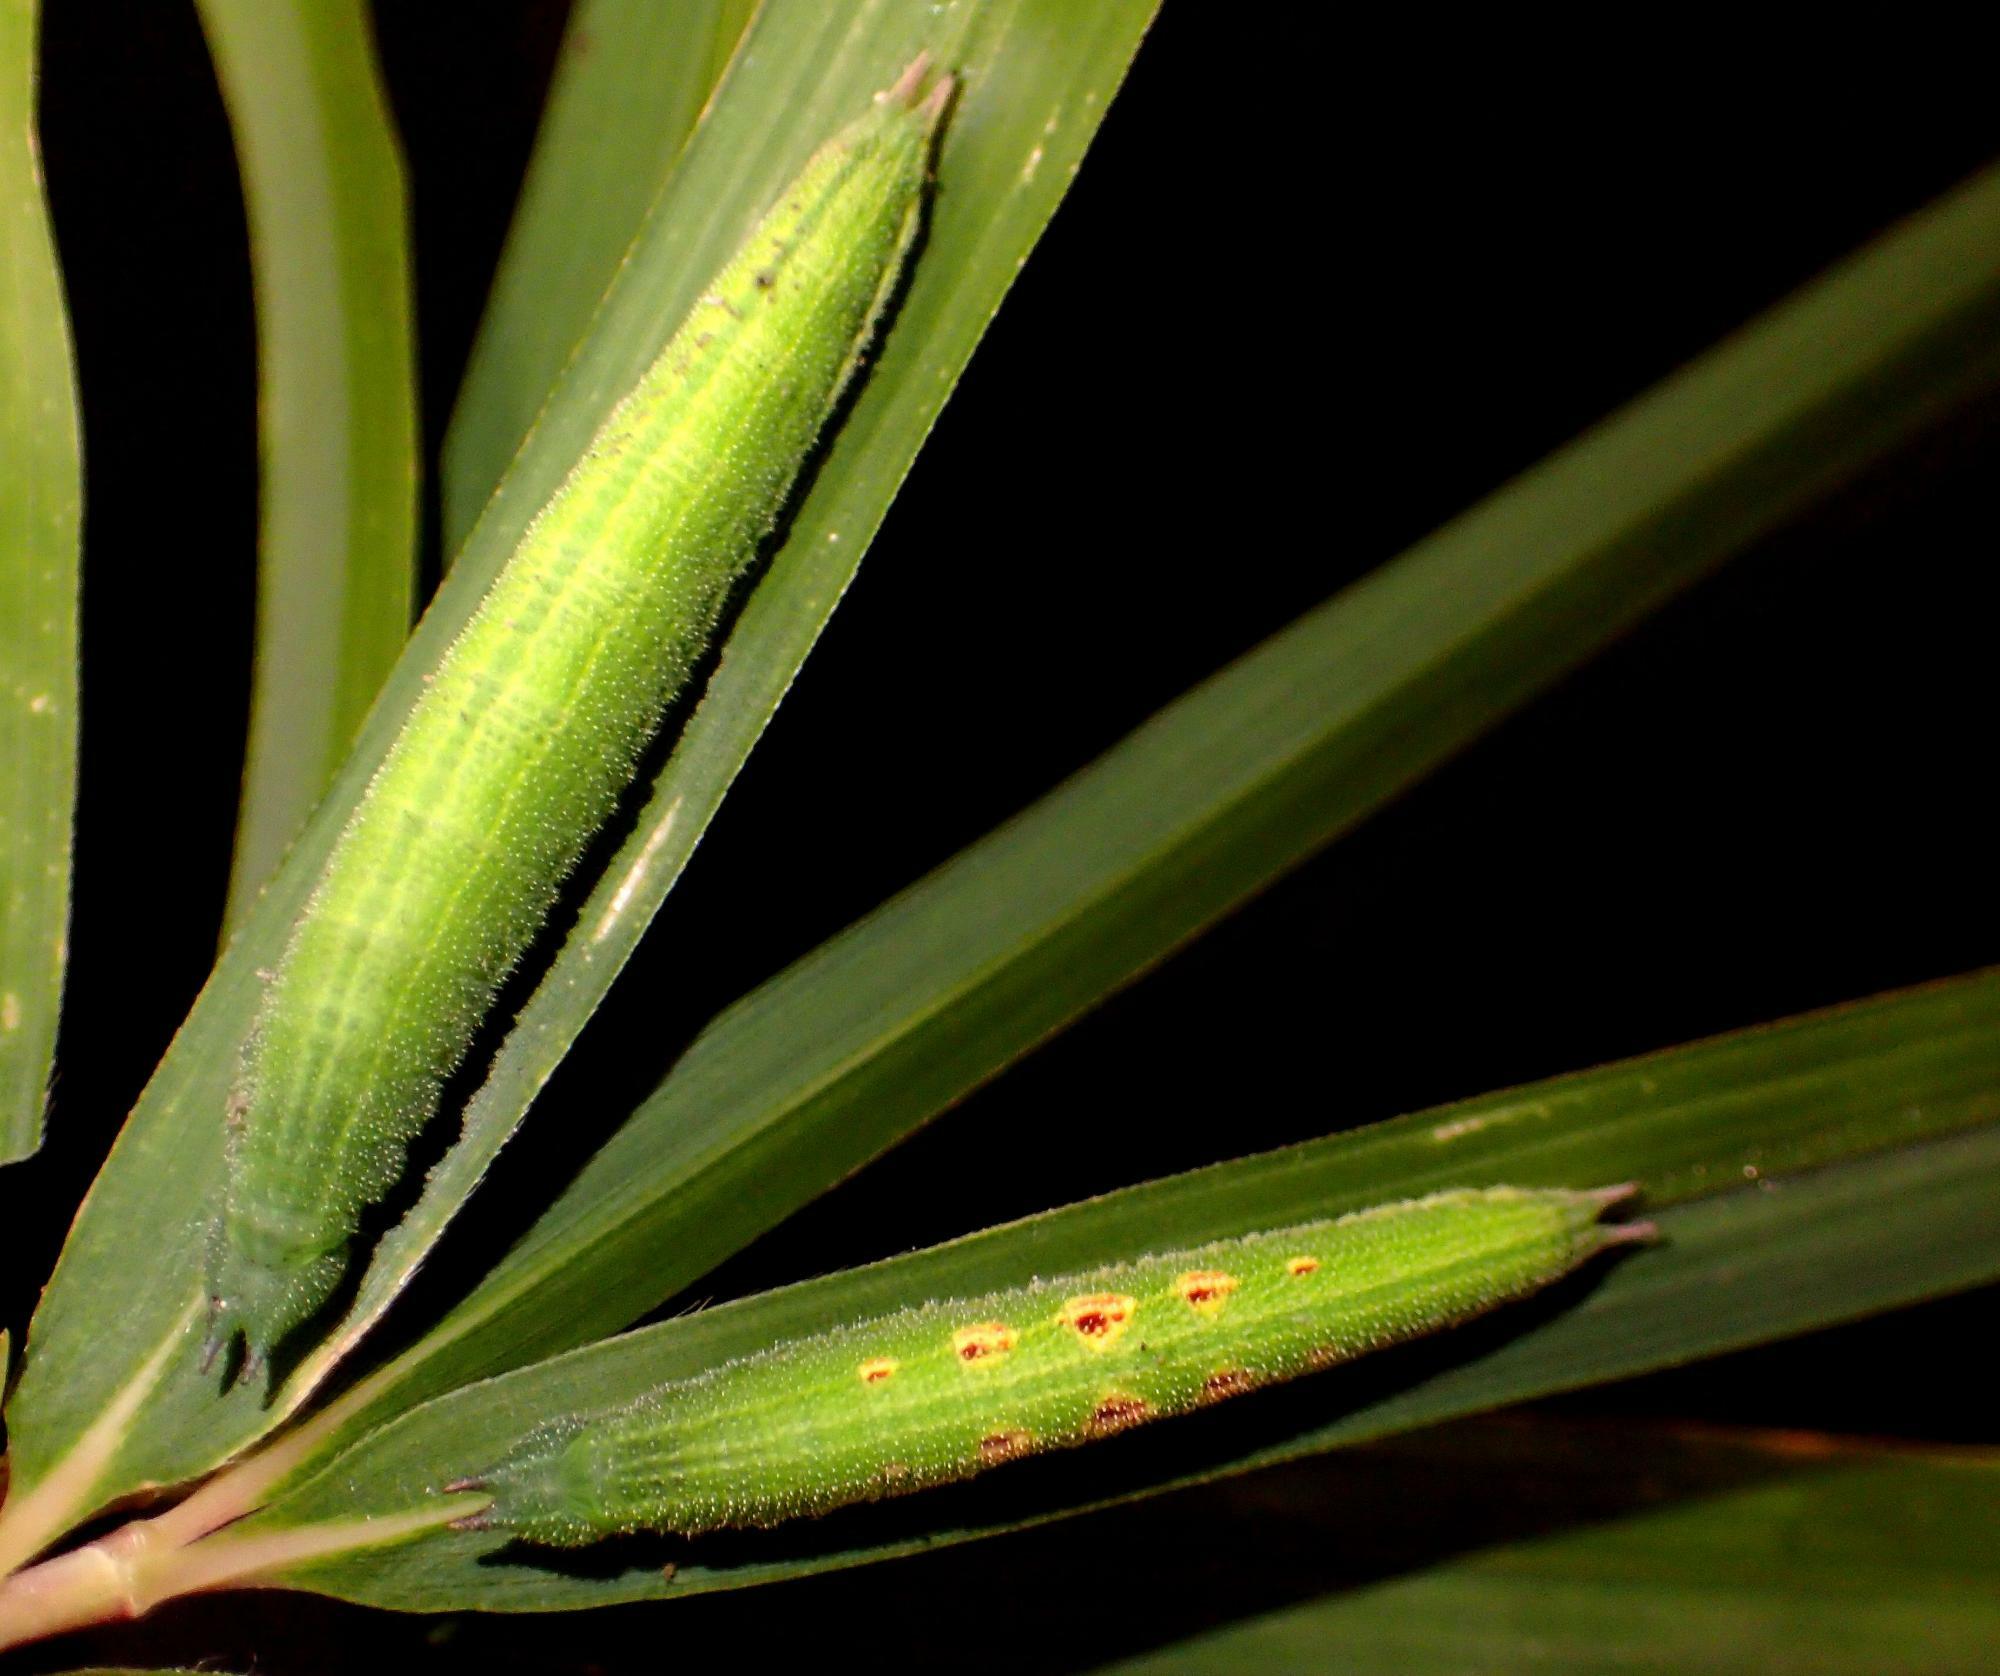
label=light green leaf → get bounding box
[241,970,2000,1607]
[1083,1419,2000,1675]
[308,157,2000,1445]
[0,0,1157,1567]
[195,0,419,937]
[440,0,755,553]
[0,0,80,1165]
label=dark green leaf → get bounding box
[321,157,2000,1441]
[0,0,81,1164]
[1085,1419,2000,1675]
[196,0,419,935]
[244,972,2000,1607]
[440,0,755,553]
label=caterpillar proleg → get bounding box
[453,1185,1648,1544]
[208,60,953,1375]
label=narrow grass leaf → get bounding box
[1083,1419,2000,1676]
[440,0,755,554]
[196,0,419,936]
[322,160,2000,1438]
[0,0,81,1165]
[239,973,2000,1606]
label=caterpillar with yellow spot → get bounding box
[451,1185,1649,1543]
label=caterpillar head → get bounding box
[444,1414,600,1547]
[202,1239,346,1388]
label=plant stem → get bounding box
[0,1497,461,1651]
[0,1302,194,1577]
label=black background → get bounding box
[8,3,1999,1670]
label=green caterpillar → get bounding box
[207,61,954,1375]
[454,1186,1648,1543]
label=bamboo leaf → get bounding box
[195,0,419,936]
[236,971,2000,1607]
[440,0,755,553]
[9,8,2000,1584]
[305,159,2000,1444]
[1081,1419,2000,1675]
[0,0,1156,1566]
[0,0,80,1165]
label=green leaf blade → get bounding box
[1081,1420,2000,1676]
[10,12,2000,1578]
[195,0,419,936]
[330,158,2000,1434]
[0,0,81,1165]
[439,0,755,554]
[244,970,2000,1607]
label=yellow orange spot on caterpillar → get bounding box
[953,1322,1018,1364]
[1177,1269,1239,1313]
[980,1429,1034,1464]
[857,1356,899,1385]
[1202,1369,1256,1402]
[1088,1393,1151,1434]
[1059,1291,1137,1350]
[1286,1255,1320,1276]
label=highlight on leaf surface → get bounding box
[449,1186,1648,1544]
[206,58,955,1376]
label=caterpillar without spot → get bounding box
[451,1185,1651,1544]
[207,60,955,1376]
